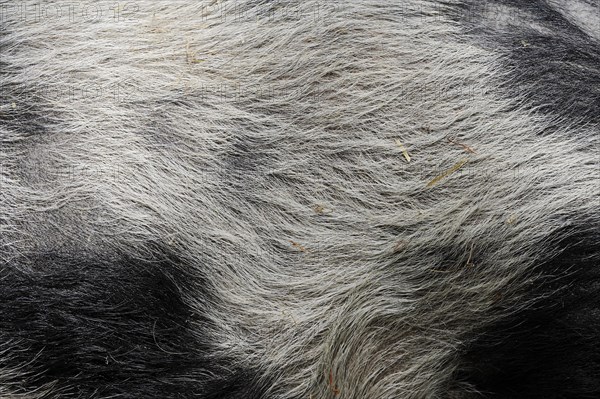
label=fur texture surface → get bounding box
[0,1,598,398]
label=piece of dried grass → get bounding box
[426,158,469,187]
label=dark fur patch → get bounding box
[455,229,600,398]
[0,250,265,398]
[457,0,600,127]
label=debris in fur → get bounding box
[395,139,412,163]
[426,158,469,188]
[290,240,307,252]
[447,137,477,154]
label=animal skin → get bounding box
[0,1,598,398]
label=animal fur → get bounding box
[0,0,598,398]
